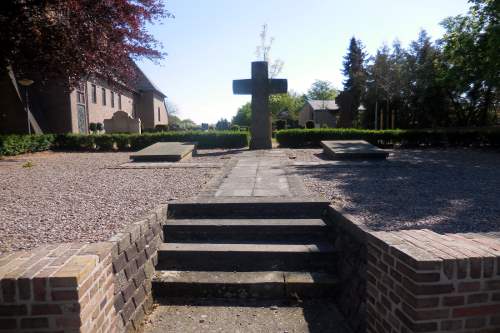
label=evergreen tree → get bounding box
[338,37,367,127]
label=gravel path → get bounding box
[292,148,500,233]
[0,150,232,254]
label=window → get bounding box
[102,88,106,106]
[118,94,122,110]
[76,83,85,104]
[110,92,115,108]
[158,107,161,121]
[91,84,97,103]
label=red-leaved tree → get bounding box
[0,0,171,86]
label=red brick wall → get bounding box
[0,204,167,332]
[367,229,500,333]
[109,205,166,332]
[0,242,117,332]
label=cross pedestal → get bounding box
[233,61,287,150]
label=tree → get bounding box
[232,103,252,127]
[306,80,338,100]
[338,37,367,127]
[215,118,230,130]
[0,0,171,87]
[439,0,499,126]
[255,24,284,78]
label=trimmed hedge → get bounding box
[0,134,55,156]
[276,128,500,148]
[0,131,249,156]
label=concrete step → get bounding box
[152,271,339,299]
[164,218,332,243]
[156,242,336,272]
[167,199,330,219]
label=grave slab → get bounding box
[321,140,389,159]
[130,142,196,162]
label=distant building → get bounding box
[0,63,168,134]
[298,100,366,128]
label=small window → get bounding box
[111,92,115,108]
[158,107,161,121]
[102,88,106,106]
[91,84,97,103]
[118,94,122,110]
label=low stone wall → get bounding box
[0,204,167,332]
[327,205,500,333]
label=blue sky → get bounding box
[138,0,471,124]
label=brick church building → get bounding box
[0,63,168,134]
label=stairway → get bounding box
[152,199,339,301]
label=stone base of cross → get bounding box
[233,61,288,150]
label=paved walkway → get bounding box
[199,150,309,199]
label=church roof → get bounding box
[132,63,167,98]
[308,100,339,110]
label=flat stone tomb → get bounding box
[130,142,196,162]
[321,140,389,159]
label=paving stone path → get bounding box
[143,150,352,333]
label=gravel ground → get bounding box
[292,148,500,233]
[142,300,351,333]
[0,150,234,254]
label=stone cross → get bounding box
[233,61,287,150]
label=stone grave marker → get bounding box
[130,142,196,162]
[321,140,389,159]
[104,110,141,134]
[233,61,287,150]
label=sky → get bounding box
[137,0,471,124]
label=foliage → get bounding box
[358,1,499,129]
[306,80,338,100]
[305,121,315,129]
[0,131,249,156]
[232,103,252,127]
[0,134,55,156]
[215,118,231,131]
[439,0,499,126]
[275,120,286,130]
[276,128,500,148]
[338,37,367,127]
[0,0,171,87]
[89,123,98,132]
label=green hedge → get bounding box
[0,134,56,156]
[0,131,249,156]
[275,128,500,148]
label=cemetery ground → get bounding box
[0,149,236,254]
[1,147,499,254]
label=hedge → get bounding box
[0,131,249,156]
[275,128,500,148]
[0,134,56,156]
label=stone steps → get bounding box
[156,242,336,272]
[152,271,339,299]
[164,218,332,243]
[167,199,330,219]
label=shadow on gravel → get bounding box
[292,149,500,234]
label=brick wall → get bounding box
[0,242,116,332]
[327,205,500,333]
[0,204,167,332]
[327,206,368,333]
[109,205,166,332]
[367,229,500,333]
